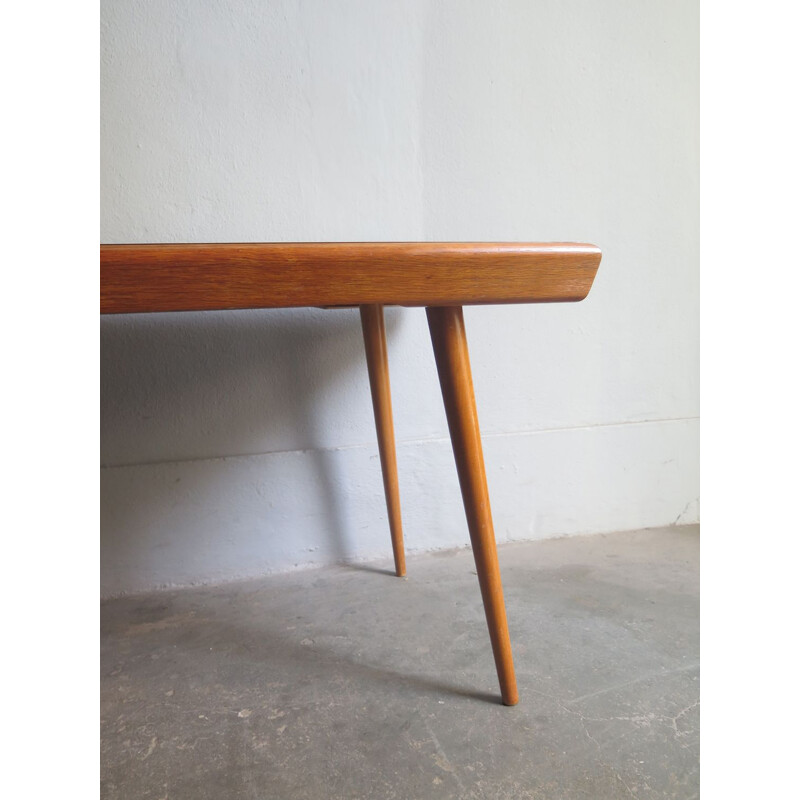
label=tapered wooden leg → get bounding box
[360,304,406,577]
[426,306,519,705]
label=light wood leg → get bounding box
[426,305,519,706]
[360,304,406,577]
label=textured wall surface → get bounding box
[101,0,699,596]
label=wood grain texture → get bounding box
[427,305,518,706]
[360,304,406,578]
[100,242,601,314]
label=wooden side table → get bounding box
[101,242,602,705]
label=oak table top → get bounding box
[100,241,601,314]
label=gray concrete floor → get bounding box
[101,526,699,799]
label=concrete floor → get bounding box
[101,526,699,799]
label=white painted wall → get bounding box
[101,0,699,597]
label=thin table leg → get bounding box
[360,304,406,578]
[426,305,519,706]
